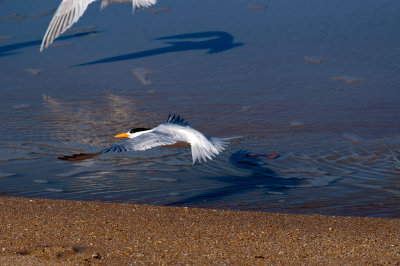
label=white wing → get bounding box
[132,0,157,12]
[155,123,228,164]
[101,131,177,153]
[101,0,157,12]
[40,0,97,51]
[190,136,227,164]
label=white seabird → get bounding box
[59,114,229,164]
[40,0,157,51]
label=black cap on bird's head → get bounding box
[129,128,151,134]
[115,127,151,138]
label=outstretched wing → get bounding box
[101,0,157,11]
[40,0,97,51]
[131,0,157,12]
[102,132,178,153]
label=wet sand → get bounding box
[0,197,399,265]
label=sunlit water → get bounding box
[0,0,399,218]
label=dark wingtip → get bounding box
[58,152,101,161]
[166,113,191,126]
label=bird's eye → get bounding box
[129,129,135,133]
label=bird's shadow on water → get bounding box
[77,31,243,66]
[167,150,302,206]
[0,31,100,57]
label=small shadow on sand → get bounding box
[78,31,243,66]
[168,150,301,206]
[0,31,99,57]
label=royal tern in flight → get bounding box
[40,0,157,51]
[59,114,229,164]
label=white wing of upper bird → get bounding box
[40,0,157,51]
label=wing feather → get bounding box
[166,113,191,126]
[102,132,177,153]
[190,137,228,164]
[156,122,228,164]
[41,0,158,51]
[40,0,97,51]
[132,0,157,12]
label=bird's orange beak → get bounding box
[115,132,130,138]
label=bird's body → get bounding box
[59,114,228,164]
[40,0,157,51]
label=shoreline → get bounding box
[0,196,399,264]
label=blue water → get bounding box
[0,0,399,217]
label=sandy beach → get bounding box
[0,197,399,265]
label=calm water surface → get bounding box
[0,0,399,217]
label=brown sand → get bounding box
[0,197,399,265]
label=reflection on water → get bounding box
[303,56,326,65]
[247,4,269,11]
[26,68,44,76]
[132,68,154,86]
[40,93,156,147]
[0,35,15,41]
[0,0,399,218]
[331,76,365,85]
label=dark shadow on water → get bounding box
[78,31,243,66]
[168,150,302,206]
[0,31,99,57]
